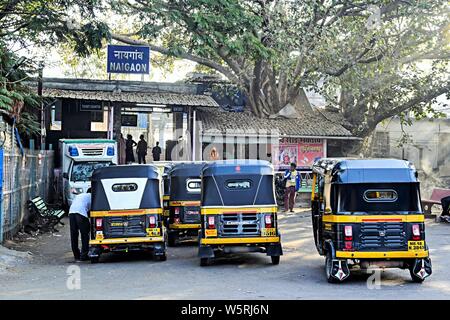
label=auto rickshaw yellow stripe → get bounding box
[335,250,429,259]
[169,223,201,229]
[322,214,424,223]
[169,201,201,206]
[200,236,280,245]
[89,236,164,245]
[201,207,278,215]
[90,208,163,217]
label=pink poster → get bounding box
[273,138,324,170]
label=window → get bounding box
[364,190,398,202]
[186,179,201,193]
[70,161,111,182]
[112,183,138,192]
[91,111,104,123]
[226,180,251,190]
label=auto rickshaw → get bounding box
[198,160,283,266]
[162,164,173,226]
[311,158,432,283]
[88,165,166,263]
[167,162,204,246]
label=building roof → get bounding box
[315,107,352,129]
[43,88,219,107]
[197,107,353,138]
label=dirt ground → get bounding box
[1,209,450,300]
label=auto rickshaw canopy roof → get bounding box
[91,164,160,181]
[169,162,205,177]
[312,158,418,184]
[202,160,274,177]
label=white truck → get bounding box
[58,139,118,209]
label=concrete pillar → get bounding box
[113,103,122,139]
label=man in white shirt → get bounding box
[69,188,92,261]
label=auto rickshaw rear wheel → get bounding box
[90,257,99,264]
[409,268,425,283]
[157,254,167,262]
[200,258,211,267]
[168,232,177,247]
[271,256,280,265]
[325,251,338,283]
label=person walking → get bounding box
[152,141,162,161]
[69,189,92,261]
[125,134,137,164]
[283,162,300,213]
[136,134,148,164]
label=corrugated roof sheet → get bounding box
[197,107,353,137]
[43,88,219,107]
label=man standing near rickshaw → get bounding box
[283,163,300,212]
[69,189,92,261]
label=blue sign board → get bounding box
[107,45,150,74]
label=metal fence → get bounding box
[0,124,55,243]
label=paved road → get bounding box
[1,210,450,299]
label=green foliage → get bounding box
[107,0,449,126]
[0,42,41,136]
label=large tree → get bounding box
[0,0,107,135]
[108,0,449,127]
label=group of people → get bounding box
[117,133,162,164]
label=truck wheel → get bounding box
[271,256,280,265]
[410,268,425,283]
[200,258,211,267]
[168,233,177,247]
[325,251,338,283]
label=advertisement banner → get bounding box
[272,138,324,170]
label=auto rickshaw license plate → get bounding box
[408,241,425,251]
[146,228,160,236]
[261,228,276,236]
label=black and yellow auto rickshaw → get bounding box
[311,158,432,283]
[167,162,204,246]
[162,163,173,226]
[88,165,166,263]
[198,160,282,266]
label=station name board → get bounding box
[107,45,150,74]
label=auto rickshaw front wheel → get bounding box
[271,256,280,265]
